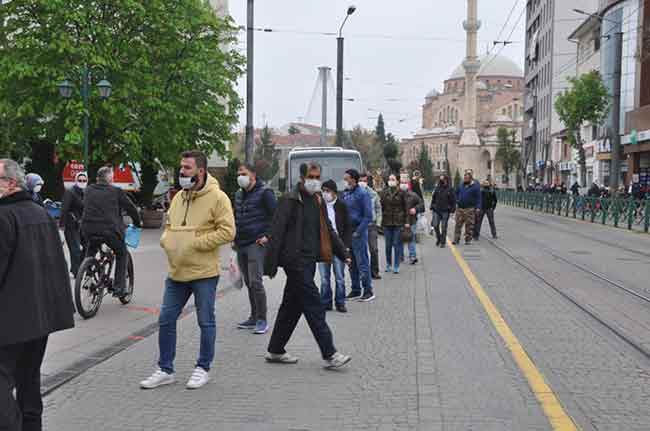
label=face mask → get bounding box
[359,181,368,189]
[237,175,250,189]
[388,180,397,188]
[179,175,196,190]
[399,184,409,192]
[303,179,321,195]
[322,192,334,203]
[33,184,43,193]
[76,182,87,190]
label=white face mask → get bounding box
[345,181,354,190]
[303,179,321,195]
[179,176,195,190]
[323,192,335,203]
[76,182,87,190]
[399,184,409,192]
[359,181,368,189]
[388,180,397,188]
[33,184,43,194]
[237,175,251,190]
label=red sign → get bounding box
[62,161,139,191]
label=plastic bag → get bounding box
[416,214,428,234]
[223,253,243,290]
[125,224,142,249]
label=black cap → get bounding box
[345,169,360,182]
[322,179,338,193]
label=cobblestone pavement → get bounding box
[41,206,650,430]
[42,224,552,431]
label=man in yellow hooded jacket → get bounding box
[140,150,235,390]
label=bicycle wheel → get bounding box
[74,257,105,319]
[119,252,135,305]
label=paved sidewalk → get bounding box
[43,236,550,431]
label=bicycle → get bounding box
[74,236,135,319]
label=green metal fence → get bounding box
[496,191,650,233]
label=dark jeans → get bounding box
[431,211,450,243]
[237,243,267,321]
[158,277,218,374]
[268,264,336,359]
[475,208,497,238]
[0,337,48,431]
[86,230,127,293]
[368,224,380,276]
[383,226,402,270]
[64,224,84,277]
[349,230,372,296]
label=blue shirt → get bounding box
[456,181,482,209]
[342,185,372,236]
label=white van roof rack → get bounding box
[290,147,346,152]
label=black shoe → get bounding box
[372,274,382,280]
[346,292,362,301]
[473,236,479,241]
[452,240,459,245]
[336,304,347,313]
[359,292,376,302]
[410,258,418,265]
[465,239,472,245]
[492,235,498,240]
[435,239,441,246]
[325,304,333,311]
[440,243,446,248]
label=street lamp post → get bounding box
[336,5,356,147]
[57,65,112,170]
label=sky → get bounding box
[229,0,527,139]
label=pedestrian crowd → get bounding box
[1,152,503,431]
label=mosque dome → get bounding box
[448,53,523,80]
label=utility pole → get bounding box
[245,0,254,164]
[610,31,623,189]
[319,67,330,146]
[336,6,357,147]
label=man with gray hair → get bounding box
[0,159,75,431]
[81,166,141,297]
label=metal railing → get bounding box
[496,191,650,233]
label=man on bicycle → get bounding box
[81,166,141,297]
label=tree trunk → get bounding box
[576,130,586,187]
[28,139,65,200]
[139,159,158,209]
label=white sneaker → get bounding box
[324,352,352,369]
[186,367,210,389]
[140,368,175,389]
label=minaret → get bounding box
[459,0,481,147]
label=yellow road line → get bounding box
[448,241,579,431]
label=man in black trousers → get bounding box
[263,162,352,369]
[0,159,75,431]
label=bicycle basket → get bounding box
[125,225,142,249]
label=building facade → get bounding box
[523,0,598,184]
[402,0,524,188]
[623,0,650,188]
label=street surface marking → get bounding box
[448,240,579,431]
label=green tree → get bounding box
[222,157,240,204]
[375,114,386,146]
[349,125,382,170]
[416,144,435,191]
[0,0,243,200]
[495,127,521,185]
[555,70,610,186]
[254,125,279,181]
[384,133,402,175]
[453,168,462,188]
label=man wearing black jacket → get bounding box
[0,159,75,431]
[319,180,352,313]
[60,172,87,277]
[430,175,456,248]
[474,180,498,240]
[81,167,141,297]
[263,162,352,369]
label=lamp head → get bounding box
[347,5,357,15]
[97,79,112,99]
[57,79,74,99]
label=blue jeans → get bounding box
[383,226,402,270]
[408,230,417,259]
[350,230,372,296]
[158,277,218,374]
[319,257,346,306]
